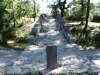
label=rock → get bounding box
[82,73,88,75]
[92,60,100,67]
[20,64,33,69]
[98,72,100,75]
[0,61,7,68]
[0,68,5,74]
[28,35,34,44]
[90,63,100,72]
[7,67,22,74]
[21,68,30,75]
[67,34,75,43]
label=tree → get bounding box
[12,0,16,28]
[82,0,90,34]
[48,0,70,18]
[78,0,90,39]
[36,4,40,16]
[48,1,59,17]
[0,0,8,30]
[81,0,84,25]
[33,0,36,21]
[58,0,69,17]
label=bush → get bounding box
[94,33,100,42]
[1,27,15,43]
[14,36,27,43]
[67,15,81,21]
[89,13,93,21]
[92,15,100,22]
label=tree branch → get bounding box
[64,5,70,9]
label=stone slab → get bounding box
[46,46,57,69]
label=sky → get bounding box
[36,0,100,14]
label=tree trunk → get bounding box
[81,0,84,25]
[82,0,90,34]
[0,21,3,30]
[33,0,36,21]
[12,1,15,28]
[78,0,90,39]
[61,9,64,18]
[58,0,66,18]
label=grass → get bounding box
[67,21,100,49]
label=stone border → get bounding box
[56,14,76,43]
[28,14,47,45]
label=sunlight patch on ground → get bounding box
[67,22,80,25]
[67,21,100,27]
[88,22,100,26]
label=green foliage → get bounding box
[15,0,34,19]
[63,9,69,19]
[76,26,100,48]
[36,4,40,17]
[68,6,82,21]
[0,0,40,46]
[92,15,100,22]
[14,35,27,43]
[48,2,60,17]
[1,26,15,43]
[32,4,40,17]
[0,0,8,30]
[66,0,94,21]
[69,72,74,75]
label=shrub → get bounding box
[92,15,100,22]
[1,27,15,43]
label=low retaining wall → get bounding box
[56,14,76,43]
[28,14,46,44]
[28,14,75,44]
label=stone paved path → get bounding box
[0,50,22,74]
[81,50,100,73]
[0,17,100,75]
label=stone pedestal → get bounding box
[46,46,57,69]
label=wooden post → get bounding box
[46,46,57,69]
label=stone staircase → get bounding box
[0,15,100,75]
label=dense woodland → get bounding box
[0,0,100,49]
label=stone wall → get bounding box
[56,14,76,43]
[28,14,47,44]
